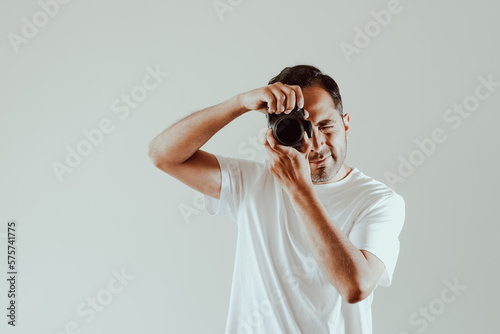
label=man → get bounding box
[148,65,406,333]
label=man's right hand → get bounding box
[149,81,309,202]
[236,82,308,118]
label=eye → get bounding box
[320,126,334,131]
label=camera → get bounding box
[267,105,312,151]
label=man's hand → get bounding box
[263,127,314,197]
[237,82,309,118]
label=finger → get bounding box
[265,128,279,151]
[301,131,313,157]
[264,131,281,158]
[266,128,286,154]
[264,130,276,149]
[263,133,273,152]
[269,84,286,114]
[280,85,296,113]
[275,143,295,157]
[264,87,279,113]
[263,138,274,154]
[267,129,299,158]
[267,86,281,114]
[288,85,304,109]
[261,90,276,114]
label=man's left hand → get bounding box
[263,128,314,197]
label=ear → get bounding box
[343,113,350,139]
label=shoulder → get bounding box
[349,168,405,211]
[213,153,269,179]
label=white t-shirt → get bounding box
[203,154,406,334]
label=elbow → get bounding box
[148,142,179,173]
[344,288,365,304]
[147,142,158,165]
[344,281,373,304]
[147,137,179,170]
[147,140,164,168]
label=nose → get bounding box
[310,127,325,152]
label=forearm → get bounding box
[289,188,371,302]
[148,94,248,167]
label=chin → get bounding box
[311,160,342,183]
[311,166,334,183]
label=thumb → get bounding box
[301,131,312,157]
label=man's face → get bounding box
[302,85,350,184]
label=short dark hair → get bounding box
[268,65,343,116]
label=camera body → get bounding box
[266,106,312,151]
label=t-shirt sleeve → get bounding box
[203,154,260,222]
[348,193,406,287]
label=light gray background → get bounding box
[1,0,499,333]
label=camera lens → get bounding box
[274,117,304,146]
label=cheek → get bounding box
[332,130,347,142]
[326,134,346,156]
[325,133,341,147]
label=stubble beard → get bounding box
[310,144,347,184]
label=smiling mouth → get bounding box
[311,155,331,164]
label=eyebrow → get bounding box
[316,119,336,126]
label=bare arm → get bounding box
[147,95,248,199]
[147,82,306,199]
[289,189,385,304]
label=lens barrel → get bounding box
[267,106,312,150]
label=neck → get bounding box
[314,163,353,185]
[335,164,353,182]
